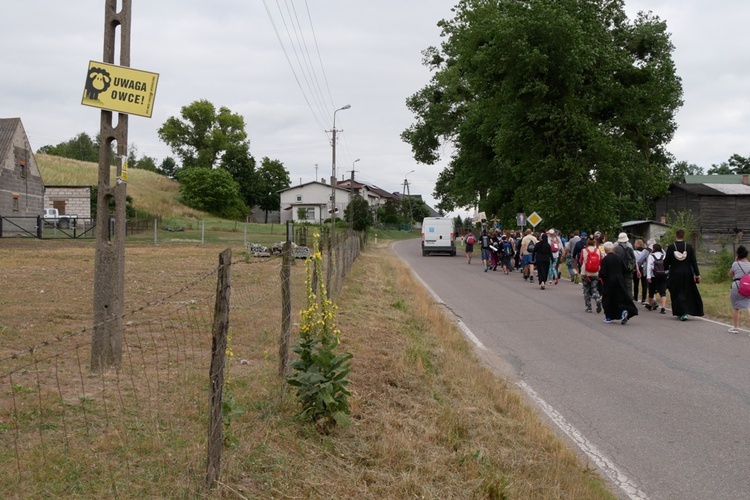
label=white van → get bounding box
[421,217,456,256]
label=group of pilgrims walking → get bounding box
[462,227,750,332]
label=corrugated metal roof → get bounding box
[703,183,750,195]
[685,174,749,184]
[621,220,669,227]
[672,183,724,196]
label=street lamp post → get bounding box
[328,104,351,294]
[349,158,360,230]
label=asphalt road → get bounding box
[394,239,750,500]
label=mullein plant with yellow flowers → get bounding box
[287,234,353,432]
[222,331,246,447]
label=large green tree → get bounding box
[220,142,259,209]
[256,157,291,223]
[158,99,248,169]
[343,195,374,231]
[158,157,178,178]
[403,0,683,232]
[38,132,112,163]
[669,160,703,183]
[178,167,248,219]
[707,154,750,175]
[126,144,159,173]
[378,199,403,224]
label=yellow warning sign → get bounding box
[81,61,159,118]
[528,211,543,227]
[121,158,128,183]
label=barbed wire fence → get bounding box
[0,230,362,496]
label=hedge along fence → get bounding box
[0,232,362,496]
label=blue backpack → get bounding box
[502,241,513,257]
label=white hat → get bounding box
[617,232,629,243]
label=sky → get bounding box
[2,1,749,219]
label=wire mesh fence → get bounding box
[0,231,362,496]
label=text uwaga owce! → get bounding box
[111,77,149,105]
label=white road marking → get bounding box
[517,380,649,500]
[408,266,486,349]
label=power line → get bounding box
[260,0,329,133]
[275,0,329,126]
[286,0,331,121]
[303,0,336,111]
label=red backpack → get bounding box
[584,248,601,273]
[738,268,750,297]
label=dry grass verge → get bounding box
[223,240,613,499]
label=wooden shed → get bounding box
[621,219,670,244]
[655,182,750,249]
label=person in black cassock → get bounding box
[664,229,704,321]
[533,232,553,289]
[598,241,639,324]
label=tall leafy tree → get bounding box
[178,167,248,219]
[256,157,291,223]
[403,0,683,231]
[343,195,374,231]
[402,196,431,222]
[157,99,248,169]
[220,142,258,209]
[707,154,750,175]
[669,160,703,183]
[126,144,159,172]
[728,154,750,174]
[158,157,178,178]
[378,199,403,224]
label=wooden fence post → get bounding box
[279,241,292,377]
[206,248,232,489]
[334,237,341,296]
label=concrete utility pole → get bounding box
[403,170,414,227]
[348,158,360,230]
[91,0,131,372]
[327,104,350,293]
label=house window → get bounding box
[19,160,27,178]
[306,208,315,220]
[12,194,20,212]
[296,195,302,202]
